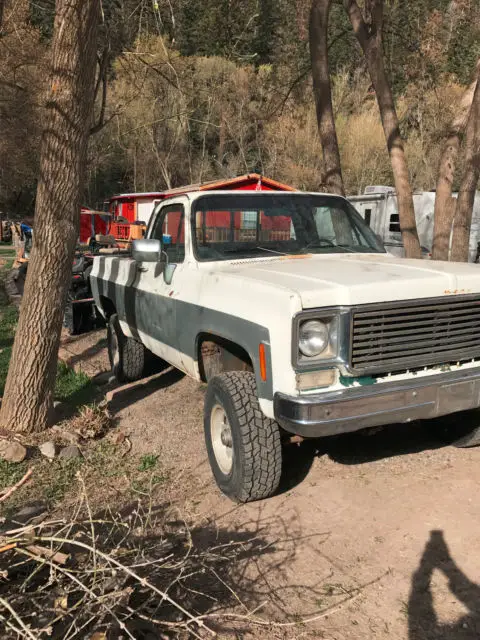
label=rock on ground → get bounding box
[0,439,27,463]
[39,441,56,460]
[58,445,82,460]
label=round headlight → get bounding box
[299,320,329,357]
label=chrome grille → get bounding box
[350,296,480,374]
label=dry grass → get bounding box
[64,403,113,441]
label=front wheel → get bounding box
[204,371,282,502]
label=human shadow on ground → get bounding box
[408,530,480,639]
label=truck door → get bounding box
[130,202,191,373]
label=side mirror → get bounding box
[132,239,162,263]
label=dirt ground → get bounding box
[60,329,480,640]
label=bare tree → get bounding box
[450,69,480,262]
[309,0,345,196]
[343,0,421,258]
[0,0,100,433]
[432,60,479,260]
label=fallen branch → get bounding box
[15,546,137,640]
[12,534,216,638]
[0,543,16,554]
[25,544,69,565]
[0,597,37,640]
[0,468,32,503]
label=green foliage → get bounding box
[254,0,277,66]
[1,0,479,213]
[447,12,480,84]
[138,453,159,472]
[42,457,85,503]
[177,0,260,59]
[0,458,29,492]
[0,306,18,348]
[55,362,93,405]
[0,306,18,395]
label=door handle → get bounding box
[137,265,148,273]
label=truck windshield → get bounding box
[192,193,384,261]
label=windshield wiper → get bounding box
[222,246,289,256]
[301,243,358,254]
[222,247,254,254]
[256,246,290,256]
[335,245,358,253]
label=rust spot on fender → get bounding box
[444,288,472,295]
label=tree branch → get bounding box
[343,0,369,48]
[90,47,109,135]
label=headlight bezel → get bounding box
[292,307,351,371]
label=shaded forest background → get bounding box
[1,0,479,216]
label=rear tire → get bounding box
[204,371,282,502]
[107,313,146,382]
[426,411,480,448]
[64,291,92,336]
[452,422,480,448]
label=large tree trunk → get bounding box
[450,73,480,262]
[344,0,421,258]
[309,0,345,196]
[432,61,479,261]
[0,0,100,434]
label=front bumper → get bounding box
[274,367,480,438]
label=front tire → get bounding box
[204,372,282,502]
[107,313,146,382]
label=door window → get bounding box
[151,204,185,263]
[389,213,401,232]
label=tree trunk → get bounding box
[309,0,345,196]
[432,61,479,260]
[0,0,100,434]
[344,0,421,258]
[450,73,480,262]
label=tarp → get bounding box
[79,209,111,244]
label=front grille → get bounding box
[350,296,480,375]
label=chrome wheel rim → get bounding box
[110,329,120,369]
[210,404,233,475]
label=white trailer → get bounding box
[349,187,480,262]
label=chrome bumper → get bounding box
[274,367,480,438]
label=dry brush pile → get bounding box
[0,467,376,639]
[0,476,273,639]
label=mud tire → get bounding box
[204,371,282,502]
[107,313,146,382]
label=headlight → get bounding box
[299,320,329,357]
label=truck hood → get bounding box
[221,253,480,308]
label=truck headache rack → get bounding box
[350,295,480,375]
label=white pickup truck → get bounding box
[91,191,480,502]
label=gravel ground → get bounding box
[62,329,480,640]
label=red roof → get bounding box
[111,174,295,202]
